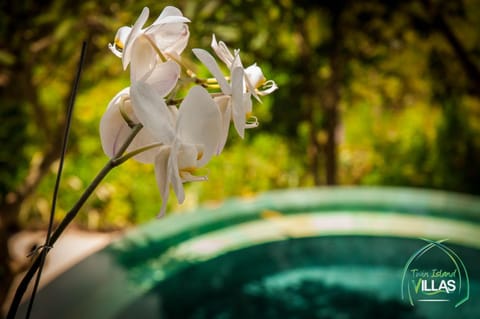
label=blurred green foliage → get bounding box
[0,102,28,196]
[1,0,480,230]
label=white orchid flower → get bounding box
[100,61,181,163]
[130,82,222,216]
[100,87,156,163]
[244,63,278,96]
[192,35,278,153]
[108,6,190,77]
[211,34,278,97]
[192,48,255,154]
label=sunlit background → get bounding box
[1,0,480,314]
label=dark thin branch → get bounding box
[24,41,88,319]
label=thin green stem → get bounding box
[6,123,143,319]
[114,142,165,166]
[119,102,136,128]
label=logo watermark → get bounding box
[401,238,470,308]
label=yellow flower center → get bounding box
[114,38,124,51]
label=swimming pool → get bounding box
[18,186,480,318]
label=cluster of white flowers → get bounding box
[100,6,278,216]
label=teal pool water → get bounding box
[19,187,480,318]
[119,236,479,319]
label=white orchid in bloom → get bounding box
[192,35,278,152]
[100,60,181,163]
[130,82,222,216]
[100,87,157,163]
[192,48,251,152]
[109,6,190,81]
[210,34,278,97]
[100,6,277,216]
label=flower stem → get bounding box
[6,123,143,319]
[114,142,165,166]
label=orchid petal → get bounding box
[153,6,190,25]
[180,171,207,182]
[144,60,180,97]
[130,81,175,144]
[231,49,244,70]
[243,64,263,102]
[165,28,189,55]
[192,48,232,95]
[230,53,259,104]
[99,88,132,158]
[211,34,235,66]
[108,26,131,58]
[147,6,190,55]
[130,35,157,82]
[108,45,123,58]
[177,86,222,166]
[168,142,185,203]
[148,23,190,55]
[244,91,253,114]
[257,80,279,96]
[99,87,159,163]
[154,146,171,217]
[231,67,246,138]
[167,104,179,123]
[245,64,266,88]
[213,95,232,154]
[122,7,149,70]
[245,118,259,129]
[153,15,190,25]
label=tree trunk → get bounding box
[323,8,344,185]
[307,98,322,185]
[421,0,480,96]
